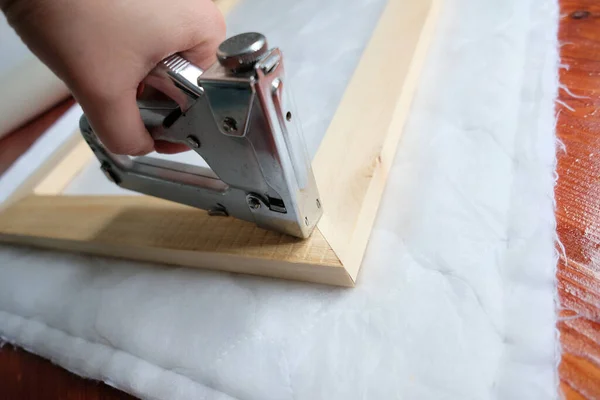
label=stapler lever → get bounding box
[79,32,323,238]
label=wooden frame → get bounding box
[0,0,440,287]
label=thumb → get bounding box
[80,88,154,156]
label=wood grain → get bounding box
[557,0,600,397]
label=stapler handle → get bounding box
[141,54,205,115]
[80,53,229,210]
[136,54,206,139]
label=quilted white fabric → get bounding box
[0,0,560,398]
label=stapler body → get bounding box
[80,32,323,238]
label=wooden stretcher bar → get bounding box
[0,0,440,287]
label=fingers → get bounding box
[80,88,154,156]
[178,0,226,69]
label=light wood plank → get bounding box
[313,0,440,279]
[0,195,351,286]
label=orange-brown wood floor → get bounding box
[556,1,600,398]
[0,0,599,398]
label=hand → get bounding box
[1,0,226,155]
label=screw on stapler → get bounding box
[79,32,323,239]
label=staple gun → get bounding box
[79,32,323,238]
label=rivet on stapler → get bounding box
[79,32,323,238]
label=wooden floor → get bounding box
[1,0,599,397]
[556,1,600,398]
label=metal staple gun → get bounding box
[79,32,323,238]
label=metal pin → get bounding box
[247,195,261,210]
[222,117,238,133]
[186,135,201,148]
